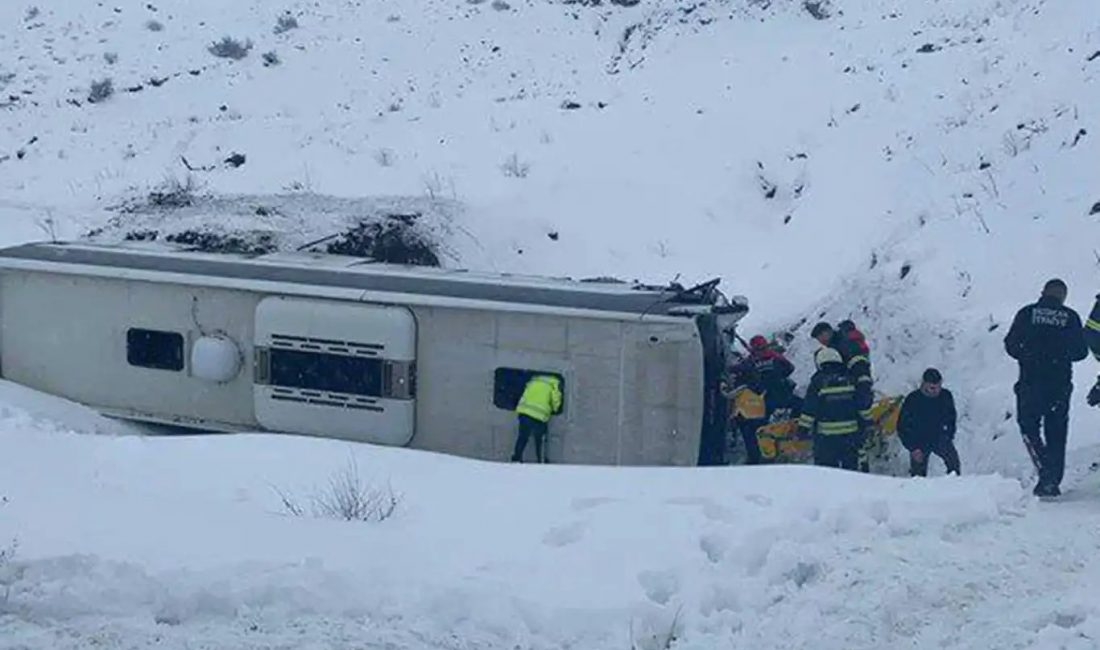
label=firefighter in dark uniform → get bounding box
[1087,294,1100,407]
[811,321,873,391]
[812,320,875,470]
[798,347,870,470]
[837,320,876,471]
[836,320,874,390]
[1004,279,1089,497]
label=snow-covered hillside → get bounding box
[3,0,1098,474]
[3,0,1100,647]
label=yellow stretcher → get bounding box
[747,393,904,464]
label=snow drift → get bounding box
[4,397,1100,649]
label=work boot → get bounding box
[1033,483,1058,497]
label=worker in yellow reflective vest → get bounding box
[723,369,767,464]
[512,375,563,463]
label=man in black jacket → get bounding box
[898,368,960,477]
[1004,279,1089,497]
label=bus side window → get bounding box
[127,328,185,372]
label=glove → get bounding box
[1088,376,1100,407]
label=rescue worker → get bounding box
[811,321,835,350]
[836,320,873,391]
[1004,279,1089,497]
[726,368,767,464]
[1087,293,1100,406]
[837,321,875,471]
[798,347,868,471]
[897,368,961,477]
[739,335,796,415]
[812,320,875,470]
[810,320,874,391]
[511,374,563,463]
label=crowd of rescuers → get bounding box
[718,280,1100,490]
[721,319,959,477]
[505,279,1100,490]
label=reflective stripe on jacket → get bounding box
[1087,295,1100,361]
[799,365,864,437]
[516,376,562,423]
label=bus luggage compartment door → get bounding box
[253,297,416,445]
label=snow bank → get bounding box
[0,382,144,438]
[6,397,1090,650]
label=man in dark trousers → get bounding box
[813,321,875,471]
[898,368,961,477]
[723,369,767,465]
[798,347,868,471]
[1004,279,1089,497]
[836,320,873,387]
[1086,293,1100,406]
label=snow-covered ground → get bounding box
[2,392,1100,650]
[3,0,1100,646]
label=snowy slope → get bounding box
[3,2,1100,647]
[2,0,1098,477]
[3,397,1100,649]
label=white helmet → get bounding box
[814,346,843,369]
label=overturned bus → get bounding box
[0,240,747,465]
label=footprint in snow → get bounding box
[699,533,729,564]
[542,521,587,547]
[743,493,773,507]
[637,569,680,606]
[570,496,621,511]
[664,497,737,523]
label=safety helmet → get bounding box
[749,335,768,350]
[814,346,843,369]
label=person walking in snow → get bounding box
[1004,279,1089,497]
[1086,294,1100,407]
[512,374,563,463]
[798,347,869,471]
[897,368,961,477]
